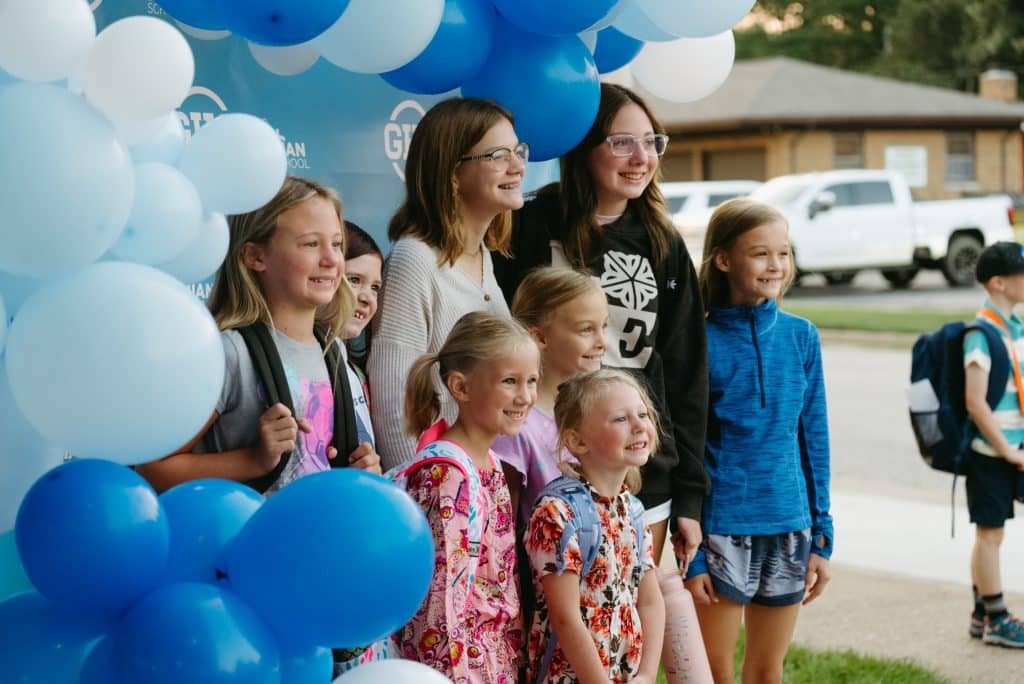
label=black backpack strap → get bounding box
[315,326,359,465]
[236,323,295,493]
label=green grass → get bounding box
[783,304,975,335]
[656,630,949,684]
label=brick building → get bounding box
[642,57,1024,200]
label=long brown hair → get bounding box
[404,311,537,437]
[388,98,515,266]
[209,176,355,348]
[540,83,676,269]
[554,369,660,494]
[699,197,792,309]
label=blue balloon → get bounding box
[160,479,264,584]
[0,530,31,602]
[78,638,117,684]
[0,82,134,277]
[220,470,433,649]
[0,592,111,682]
[15,459,169,618]
[281,643,333,683]
[593,26,644,73]
[111,582,281,684]
[492,0,618,36]
[150,0,228,30]
[223,0,351,46]
[381,0,497,95]
[462,20,600,162]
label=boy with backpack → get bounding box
[963,241,1024,648]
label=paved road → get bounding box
[790,269,983,312]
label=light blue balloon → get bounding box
[0,358,66,533]
[160,479,264,584]
[0,82,134,277]
[111,163,203,265]
[130,111,186,165]
[612,0,678,41]
[155,213,230,286]
[0,592,111,683]
[0,292,6,355]
[178,113,287,216]
[0,270,49,319]
[638,0,755,37]
[0,530,32,602]
[523,159,560,194]
[4,262,225,464]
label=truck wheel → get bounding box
[941,235,983,287]
[881,268,919,289]
[824,271,856,286]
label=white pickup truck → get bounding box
[748,169,1017,287]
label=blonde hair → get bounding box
[511,266,603,329]
[699,198,791,310]
[404,311,537,437]
[554,369,660,494]
[388,98,514,267]
[209,176,356,349]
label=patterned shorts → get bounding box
[703,529,811,607]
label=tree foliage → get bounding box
[735,0,1024,97]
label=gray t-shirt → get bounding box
[199,326,336,493]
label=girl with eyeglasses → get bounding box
[493,83,710,573]
[369,97,529,469]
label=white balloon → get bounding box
[0,0,96,82]
[248,41,320,76]
[631,31,735,103]
[334,660,454,684]
[178,113,287,215]
[155,213,230,285]
[174,20,232,41]
[83,16,195,124]
[5,262,225,465]
[314,0,444,74]
[112,163,203,265]
[637,0,755,38]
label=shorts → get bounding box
[965,450,1018,528]
[703,530,811,607]
[643,499,671,526]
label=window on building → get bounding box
[833,132,863,169]
[945,132,975,184]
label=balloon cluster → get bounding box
[3,461,434,683]
[153,0,752,161]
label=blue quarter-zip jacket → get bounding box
[689,299,833,576]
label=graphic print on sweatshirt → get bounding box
[256,362,335,489]
[549,243,658,369]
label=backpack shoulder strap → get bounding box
[972,321,1011,410]
[314,326,359,464]
[236,323,294,493]
[627,493,647,563]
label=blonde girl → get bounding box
[494,266,609,527]
[369,97,529,469]
[494,83,709,566]
[684,198,832,683]
[395,311,540,683]
[524,369,665,684]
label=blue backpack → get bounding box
[909,319,1008,475]
[532,475,646,684]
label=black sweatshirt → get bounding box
[492,191,710,520]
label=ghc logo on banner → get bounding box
[385,99,425,181]
[178,86,311,170]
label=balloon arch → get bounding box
[0,0,752,681]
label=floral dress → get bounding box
[524,481,655,683]
[396,448,522,684]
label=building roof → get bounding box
[642,57,1024,133]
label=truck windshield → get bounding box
[751,180,810,207]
